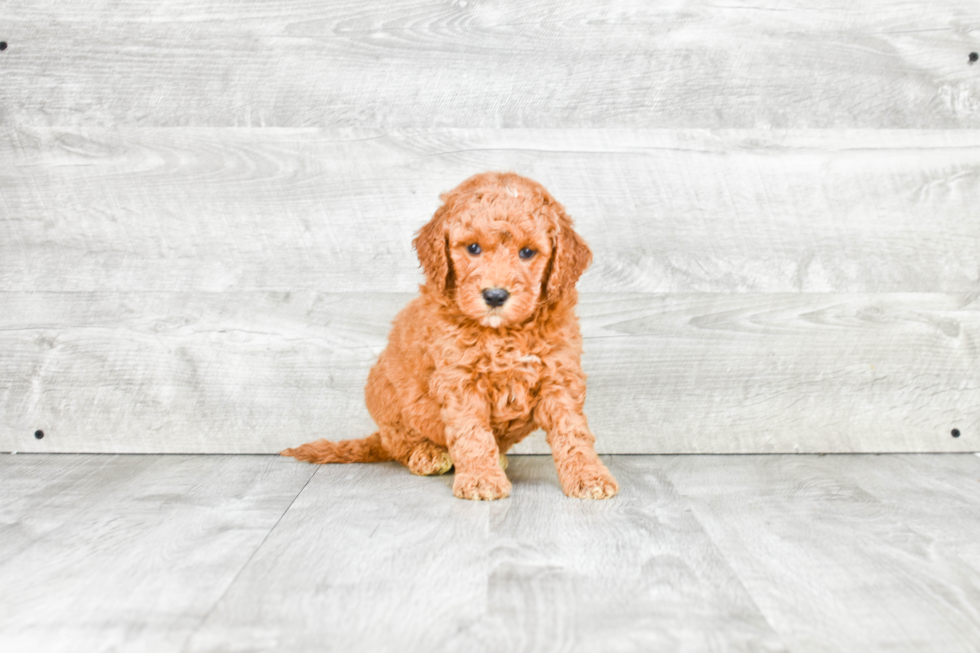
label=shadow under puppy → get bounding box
[283,171,619,501]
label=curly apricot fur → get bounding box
[282,172,619,501]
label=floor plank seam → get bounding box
[178,462,320,653]
[663,476,791,650]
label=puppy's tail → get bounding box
[280,432,392,464]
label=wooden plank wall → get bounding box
[1,0,978,453]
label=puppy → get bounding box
[282,172,618,501]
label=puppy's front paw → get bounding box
[453,468,512,501]
[560,463,619,500]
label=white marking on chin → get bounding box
[486,315,503,328]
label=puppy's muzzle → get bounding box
[482,287,509,308]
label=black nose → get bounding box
[482,287,509,307]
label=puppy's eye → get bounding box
[467,243,481,255]
[519,247,536,260]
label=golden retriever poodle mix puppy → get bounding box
[282,171,619,501]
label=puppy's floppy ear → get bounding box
[413,202,453,293]
[545,207,592,304]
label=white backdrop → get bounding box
[1,1,978,453]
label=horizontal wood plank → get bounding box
[3,128,979,294]
[1,1,978,128]
[1,291,976,454]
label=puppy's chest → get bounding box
[466,339,547,421]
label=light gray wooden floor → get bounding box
[2,454,979,652]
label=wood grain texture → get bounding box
[3,127,979,294]
[664,454,980,653]
[3,6,979,457]
[184,460,492,653]
[1,291,976,454]
[480,457,787,652]
[0,454,315,653]
[186,455,789,653]
[8,454,976,652]
[1,1,978,128]
[825,454,980,577]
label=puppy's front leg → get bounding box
[536,384,619,499]
[442,393,511,501]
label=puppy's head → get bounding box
[414,172,591,328]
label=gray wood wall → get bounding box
[1,0,978,453]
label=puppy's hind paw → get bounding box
[407,441,453,476]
